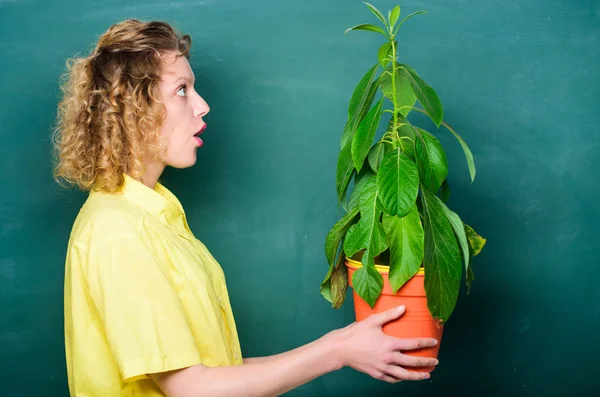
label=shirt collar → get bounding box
[118,173,186,227]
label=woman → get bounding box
[54,19,439,397]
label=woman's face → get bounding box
[158,52,210,169]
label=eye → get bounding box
[176,84,187,97]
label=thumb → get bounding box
[369,305,406,326]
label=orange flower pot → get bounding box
[346,257,443,373]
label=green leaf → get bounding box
[389,5,401,27]
[410,107,476,182]
[382,207,424,292]
[341,174,356,211]
[345,23,387,36]
[363,2,387,28]
[352,98,384,172]
[352,257,383,308]
[465,224,486,257]
[442,121,476,182]
[320,269,334,303]
[336,141,355,206]
[421,186,462,323]
[377,42,393,68]
[436,198,470,274]
[398,65,443,126]
[379,64,416,117]
[361,248,375,269]
[341,64,380,148]
[415,129,448,192]
[440,179,450,202]
[367,142,390,173]
[324,206,361,267]
[397,10,429,30]
[376,148,419,217]
[344,223,368,257]
[343,178,388,258]
[399,137,415,160]
[321,207,360,304]
[347,65,379,118]
[348,168,375,210]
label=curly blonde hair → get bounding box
[52,19,191,192]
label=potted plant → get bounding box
[320,2,486,371]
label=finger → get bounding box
[367,305,406,326]
[394,352,439,368]
[385,365,431,381]
[393,337,438,351]
[378,373,402,384]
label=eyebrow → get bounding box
[173,76,195,86]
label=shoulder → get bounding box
[68,191,147,252]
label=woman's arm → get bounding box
[242,338,318,365]
[151,306,439,397]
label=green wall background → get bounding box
[1,0,599,395]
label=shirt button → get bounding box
[234,352,239,360]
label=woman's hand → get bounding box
[331,305,439,383]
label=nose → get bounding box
[193,93,210,119]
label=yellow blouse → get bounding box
[64,174,242,396]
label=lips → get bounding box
[194,124,207,136]
[193,124,206,147]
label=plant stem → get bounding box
[390,38,399,143]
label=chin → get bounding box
[178,160,197,169]
[169,157,197,169]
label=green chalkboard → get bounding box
[1,0,599,395]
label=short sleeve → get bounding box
[84,235,203,381]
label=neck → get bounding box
[140,161,165,189]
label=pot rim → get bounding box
[345,256,425,276]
